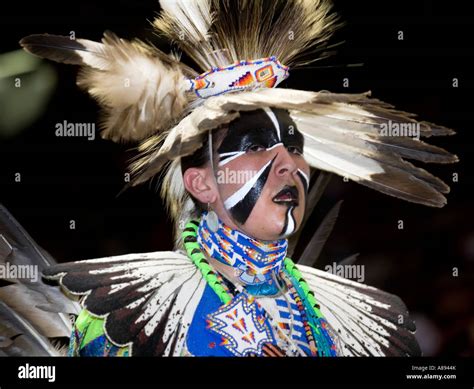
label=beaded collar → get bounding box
[183,220,338,356]
[197,211,288,295]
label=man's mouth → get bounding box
[272,185,299,207]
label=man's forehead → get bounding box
[228,107,296,135]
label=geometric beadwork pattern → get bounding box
[207,292,275,356]
[187,56,289,99]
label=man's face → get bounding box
[213,108,310,241]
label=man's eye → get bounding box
[287,146,303,155]
[246,144,266,152]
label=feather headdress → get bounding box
[20,0,457,246]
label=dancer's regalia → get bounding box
[0,0,457,356]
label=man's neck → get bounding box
[197,211,288,290]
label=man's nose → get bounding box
[274,145,298,177]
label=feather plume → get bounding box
[158,0,213,44]
[21,32,195,142]
[0,204,80,356]
[0,302,61,356]
[0,284,73,338]
[20,33,108,69]
[154,0,340,70]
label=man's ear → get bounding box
[183,167,217,204]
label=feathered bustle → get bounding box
[0,204,80,356]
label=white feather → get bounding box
[47,250,206,356]
[297,264,418,356]
[159,0,212,40]
[155,0,339,70]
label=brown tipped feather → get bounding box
[20,34,108,69]
[21,31,196,143]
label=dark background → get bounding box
[0,0,472,356]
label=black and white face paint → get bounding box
[216,107,309,237]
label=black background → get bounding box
[0,0,472,357]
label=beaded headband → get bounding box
[187,56,289,99]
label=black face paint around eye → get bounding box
[217,108,304,160]
[271,108,305,151]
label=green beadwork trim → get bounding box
[71,309,130,356]
[283,258,324,316]
[183,221,232,304]
[76,310,106,349]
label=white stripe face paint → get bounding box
[218,151,246,167]
[281,206,296,237]
[224,157,274,209]
[263,107,281,141]
[297,168,309,189]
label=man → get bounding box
[3,0,457,356]
[45,107,422,356]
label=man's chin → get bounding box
[279,226,300,239]
[253,223,301,241]
[235,206,302,240]
[237,224,290,242]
